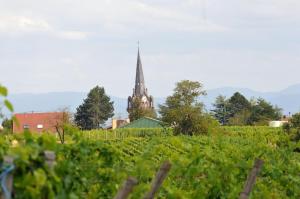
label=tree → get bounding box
[159,80,217,135]
[283,113,300,142]
[228,92,251,117]
[75,86,114,130]
[211,92,251,126]
[2,118,13,131]
[128,97,156,121]
[291,113,300,128]
[248,98,282,125]
[52,108,76,144]
[211,95,231,125]
[212,92,282,126]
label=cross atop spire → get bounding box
[134,47,146,97]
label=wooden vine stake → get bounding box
[44,151,56,170]
[239,159,264,199]
[114,177,138,199]
[0,156,14,199]
[144,161,172,199]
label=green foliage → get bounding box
[0,85,14,133]
[228,92,251,117]
[55,110,77,144]
[283,113,300,142]
[79,128,173,139]
[128,97,156,121]
[55,140,125,198]
[0,127,300,198]
[5,133,62,198]
[0,85,14,119]
[0,85,8,97]
[228,109,252,126]
[212,93,282,126]
[4,100,14,112]
[75,86,114,130]
[290,113,300,128]
[248,98,282,125]
[2,118,13,132]
[282,122,291,132]
[211,95,231,125]
[159,80,217,135]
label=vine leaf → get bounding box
[4,99,14,112]
[0,85,8,97]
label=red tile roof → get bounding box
[13,112,64,133]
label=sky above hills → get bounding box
[1,0,300,97]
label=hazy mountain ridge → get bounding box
[4,84,300,118]
[202,84,300,114]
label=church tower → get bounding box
[127,48,154,112]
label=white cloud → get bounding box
[0,16,51,33]
[56,31,89,40]
[1,0,300,32]
[207,0,300,28]
[0,15,89,40]
[0,0,300,95]
[96,1,228,33]
[0,0,228,35]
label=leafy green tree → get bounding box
[75,86,114,130]
[213,92,252,126]
[2,118,13,131]
[248,98,282,125]
[128,98,156,121]
[213,92,282,126]
[159,80,217,135]
[228,92,251,117]
[283,113,300,141]
[291,113,300,128]
[54,108,77,144]
[211,95,231,125]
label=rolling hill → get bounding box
[4,84,300,118]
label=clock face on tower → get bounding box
[141,96,147,103]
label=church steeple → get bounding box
[127,46,154,113]
[134,48,146,97]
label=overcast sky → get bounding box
[0,0,300,97]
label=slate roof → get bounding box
[134,48,147,97]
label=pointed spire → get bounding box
[134,47,146,97]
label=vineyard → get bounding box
[0,127,300,198]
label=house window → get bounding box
[37,124,43,129]
[23,124,29,129]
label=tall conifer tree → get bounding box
[75,86,114,130]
